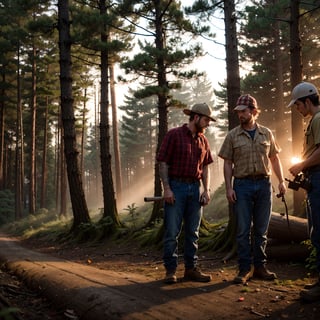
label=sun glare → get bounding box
[291,157,301,164]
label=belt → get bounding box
[237,174,269,180]
[170,177,199,184]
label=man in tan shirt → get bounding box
[218,94,286,284]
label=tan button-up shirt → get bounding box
[303,111,320,160]
[218,124,280,178]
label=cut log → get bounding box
[266,243,310,261]
[268,212,309,243]
[218,212,309,262]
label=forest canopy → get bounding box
[0,0,319,230]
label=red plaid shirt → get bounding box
[157,124,213,180]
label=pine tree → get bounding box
[57,0,90,229]
[70,0,135,227]
[119,93,158,203]
[121,0,207,224]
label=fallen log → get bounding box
[266,242,309,261]
[221,212,310,262]
[268,212,309,243]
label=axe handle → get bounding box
[144,196,164,202]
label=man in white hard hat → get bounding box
[157,103,215,284]
[288,82,320,302]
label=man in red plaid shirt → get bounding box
[157,103,215,284]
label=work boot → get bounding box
[164,269,177,284]
[233,269,252,284]
[300,282,320,302]
[184,267,212,282]
[253,265,277,280]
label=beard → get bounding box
[195,120,205,133]
[239,116,251,125]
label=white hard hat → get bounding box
[288,82,319,107]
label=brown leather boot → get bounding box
[164,270,177,284]
[184,267,212,282]
[234,269,252,284]
[253,265,277,280]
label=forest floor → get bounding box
[0,234,320,319]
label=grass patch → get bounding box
[0,184,306,265]
[1,209,70,240]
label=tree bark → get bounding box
[224,0,240,131]
[273,17,286,142]
[217,0,241,255]
[266,242,309,261]
[99,0,120,226]
[148,0,169,226]
[267,212,309,261]
[0,73,4,190]
[40,96,49,209]
[290,0,305,216]
[15,42,24,219]
[60,133,67,218]
[57,0,90,229]
[29,41,37,214]
[268,211,308,243]
[109,63,122,205]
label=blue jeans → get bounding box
[233,177,272,271]
[163,179,202,272]
[306,171,320,273]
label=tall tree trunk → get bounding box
[147,0,169,227]
[0,73,4,190]
[290,0,305,216]
[109,63,122,206]
[15,43,23,219]
[40,96,49,209]
[99,0,120,226]
[4,142,13,190]
[55,120,60,211]
[29,41,37,214]
[80,89,87,175]
[94,84,100,204]
[274,18,285,141]
[224,0,240,130]
[60,135,67,218]
[57,0,90,229]
[212,0,242,259]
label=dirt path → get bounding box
[0,234,319,320]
